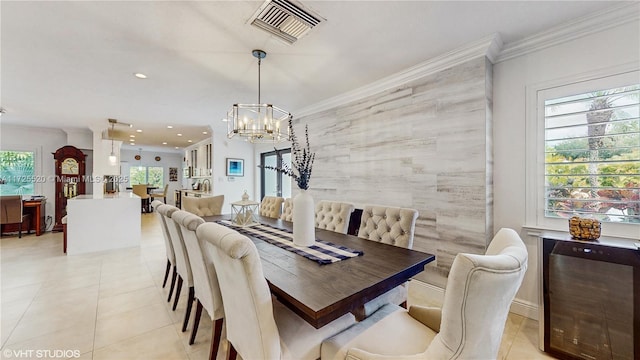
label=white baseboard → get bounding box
[409,279,539,320]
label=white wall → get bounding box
[120,148,182,206]
[1,124,70,229]
[212,131,255,213]
[493,19,640,317]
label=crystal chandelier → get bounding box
[227,50,290,143]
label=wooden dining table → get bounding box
[202,214,436,329]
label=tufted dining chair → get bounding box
[357,205,419,317]
[151,200,176,291]
[280,198,293,222]
[172,210,225,358]
[183,195,224,217]
[314,201,355,234]
[321,228,528,360]
[259,196,284,219]
[157,204,196,332]
[196,222,355,360]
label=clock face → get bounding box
[61,158,79,175]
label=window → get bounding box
[129,166,163,188]
[0,150,35,195]
[544,85,639,224]
[527,69,639,238]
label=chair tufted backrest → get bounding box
[259,196,284,219]
[182,195,224,217]
[197,222,282,360]
[358,205,419,249]
[314,201,355,234]
[425,228,528,359]
[152,200,175,264]
[280,198,293,222]
[157,204,193,286]
[172,210,224,321]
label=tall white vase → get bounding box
[292,189,315,247]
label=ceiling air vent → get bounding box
[249,0,324,44]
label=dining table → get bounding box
[202,214,436,329]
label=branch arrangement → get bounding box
[259,116,315,190]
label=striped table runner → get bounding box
[217,220,363,265]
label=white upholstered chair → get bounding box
[152,200,176,291]
[280,198,293,222]
[196,222,355,360]
[182,195,224,217]
[158,204,196,332]
[259,196,284,219]
[357,205,419,317]
[321,228,528,360]
[314,200,355,234]
[172,210,225,358]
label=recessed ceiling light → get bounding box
[130,143,135,146]
[175,147,179,149]
[202,131,208,134]
[167,125,173,129]
[134,73,147,79]
[136,129,142,133]
[177,133,182,137]
[162,142,167,145]
[129,135,135,138]
[221,118,228,122]
[187,140,193,143]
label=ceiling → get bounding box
[0,1,627,151]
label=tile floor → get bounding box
[1,213,556,360]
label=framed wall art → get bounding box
[226,158,244,177]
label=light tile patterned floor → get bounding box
[0,213,556,359]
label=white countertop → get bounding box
[70,192,139,200]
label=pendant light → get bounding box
[108,119,117,165]
[226,50,290,143]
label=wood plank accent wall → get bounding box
[296,56,493,286]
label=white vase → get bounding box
[292,189,315,247]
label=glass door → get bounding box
[260,148,291,200]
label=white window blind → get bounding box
[544,84,640,224]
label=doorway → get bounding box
[260,148,291,200]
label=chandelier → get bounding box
[227,50,290,143]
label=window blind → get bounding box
[544,84,640,224]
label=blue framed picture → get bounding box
[226,158,244,177]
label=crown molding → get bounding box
[295,33,502,118]
[496,3,640,63]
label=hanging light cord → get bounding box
[257,56,262,104]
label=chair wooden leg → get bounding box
[173,275,183,310]
[182,287,195,332]
[63,224,67,253]
[227,343,238,360]
[18,222,22,238]
[167,267,177,302]
[189,299,203,344]
[208,318,223,360]
[162,260,171,288]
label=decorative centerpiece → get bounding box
[231,190,259,227]
[260,117,316,246]
[569,216,601,240]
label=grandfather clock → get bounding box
[53,146,86,232]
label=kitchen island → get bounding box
[66,192,141,255]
